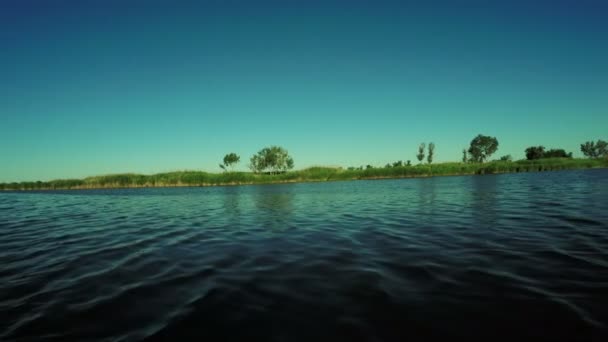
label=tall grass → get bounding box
[1,158,607,190]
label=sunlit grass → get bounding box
[1,158,606,190]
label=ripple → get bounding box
[1,170,608,340]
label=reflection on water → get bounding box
[415,177,438,221]
[252,184,295,232]
[470,174,499,227]
[1,170,608,341]
[222,186,242,223]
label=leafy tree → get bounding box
[468,134,498,163]
[580,141,595,158]
[427,142,435,164]
[392,160,403,167]
[581,140,608,158]
[385,163,392,168]
[220,153,240,171]
[417,143,425,163]
[599,140,608,157]
[525,146,545,160]
[499,154,512,162]
[406,160,411,166]
[544,149,572,158]
[249,146,294,174]
[249,154,263,173]
[462,149,468,163]
[366,165,374,169]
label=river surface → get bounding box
[1,169,608,341]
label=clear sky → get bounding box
[1,0,607,182]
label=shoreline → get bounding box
[2,160,607,191]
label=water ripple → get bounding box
[1,170,608,340]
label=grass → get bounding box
[1,158,607,191]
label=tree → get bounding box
[544,149,571,158]
[417,143,425,163]
[406,160,411,166]
[499,154,512,162]
[427,142,435,164]
[392,160,403,167]
[581,141,596,158]
[525,146,545,160]
[249,146,294,174]
[462,149,468,163]
[581,140,608,158]
[599,140,608,157]
[221,153,240,171]
[249,154,263,173]
[467,134,498,163]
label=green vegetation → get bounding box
[544,148,572,158]
[2,158,606,191]
[249,146,294,174]
[525,146,546,160]
[580,140,608,158]
[467,134,498,162]
[525,146,572,160]
[2,137,607,191]
[417,143,425,163]
[220,153,240,172]
[427,142,435,164]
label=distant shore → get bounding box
[1,158,607,191]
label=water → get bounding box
[1,169,608,341]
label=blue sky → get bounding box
[1,0,607,182]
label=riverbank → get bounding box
[1,158,607,191]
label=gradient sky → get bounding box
[1,0,607,182]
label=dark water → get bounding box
[1,170,608,341]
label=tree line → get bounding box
[234,137,607,175]
[2,137,607,190]
[219,146,294,174]
[522,139,607,160]
[460,135,607,162]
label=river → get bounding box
[1,169,607,341]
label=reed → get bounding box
[1,158,606,190]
